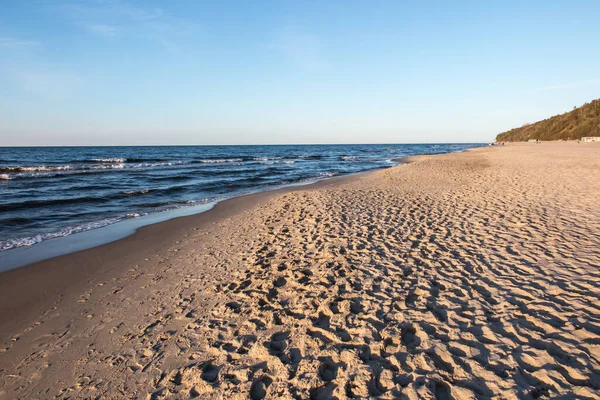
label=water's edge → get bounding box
[0,145,485,272]
[0,168,374,272]
[1,144,484,254]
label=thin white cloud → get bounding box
[53,0,199,47]
[530,78,600,92]
[56,0,164,22]
[0,36,41,49]
[86,24,118,37]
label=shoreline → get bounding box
[0,146,484,360]
[0,165,400,273]
[0,168,368,340]
[0,144,484,268]
[0,143,482,272]
[0,147,482,361]
[0,170,372,272]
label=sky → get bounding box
[1,0,599,146]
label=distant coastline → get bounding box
[496,98,600,142]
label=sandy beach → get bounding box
[1,142,599,399]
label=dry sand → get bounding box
[0,142,599,399]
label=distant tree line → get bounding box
[496,99,600,141]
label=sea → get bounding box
[0,144,483,263]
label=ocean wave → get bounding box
[149,174,195,182]
[194,158,244,163]
[0,173,11,180]
[3,196,108,212]
[297,155,323,160]
[257,160,295,165]
[0,214,142,252]
[318,172,336,177]
[122,189,151,195]
[132,161,188,168]
[72,157,170,163]
[126,157,170,162]
[253,157,282,161]
[90,157,126,163]
[0,165,74,173]
[0,194,225,252]
[0,161,190,180]
[0,164,122,174]
[123,186,188,196]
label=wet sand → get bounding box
[0,142,599,399]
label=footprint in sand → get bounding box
[250,376,273,400]
[199,361,220,383]
[266,331,289,361]
[318,359,338,382]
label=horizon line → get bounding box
[0,141,487,148]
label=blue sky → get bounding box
[1,0,599,145]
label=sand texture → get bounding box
[1,142,599,399]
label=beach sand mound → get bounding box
[1,142,599,399]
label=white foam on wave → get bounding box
[253,157,282,161]
[122,189,150,195]
[94,163,125,170]
[138,161,187,168]
[257,160,294,165]
[2,160,191,180]
[3,165,73,172]
[0,174,11,180]
[90,158,126,163]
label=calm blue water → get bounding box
[0,144,483,253]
